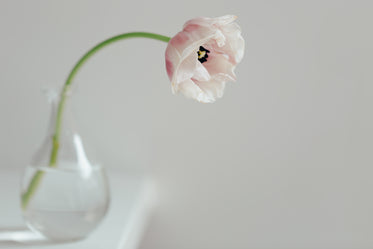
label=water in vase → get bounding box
[21,163,110,241]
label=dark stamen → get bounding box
[197,46,210,63]
[199,46,210,53]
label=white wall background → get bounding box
[0,1,372,248]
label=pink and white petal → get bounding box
[165,43,181,80]
[174,79,215,103]
[183,17,213,29]
[180,29,224,61]
[203,54,237,81]
[194,79,227,101]
[168,24,224,83]
[166,15,244,103]
[170,26,217,60]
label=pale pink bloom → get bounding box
[165,15,244,103]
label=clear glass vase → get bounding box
[20,90,110,242]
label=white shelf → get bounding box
[0,167,154,249]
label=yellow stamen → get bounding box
[198,50,206,59]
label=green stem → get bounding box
[21,32,171,209]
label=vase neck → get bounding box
[39,90,95,170]
[47,94,76,138]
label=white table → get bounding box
[0,167,154,249]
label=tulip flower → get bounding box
[165,15,244,103]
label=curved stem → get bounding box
[51,32,170,166]
[21,32,171,209]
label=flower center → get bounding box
[197,46,210,63]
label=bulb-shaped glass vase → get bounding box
[20,92,110,242]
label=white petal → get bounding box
[194,79,227,100]
[183,15,237,28]
[219,22,245,63]
[174,79,215,103]
[214,29,226,47]
[173,53,196,84]
[193,61,211,82]
[172,53,211,84]
[212,15,237,26]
